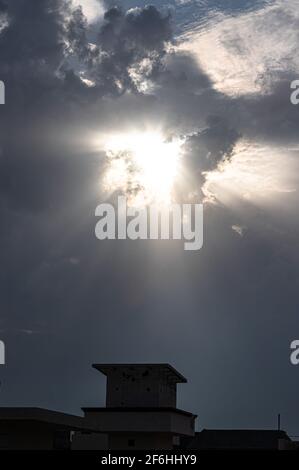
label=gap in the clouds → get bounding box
[118,0,273,33]
[120,0,271,12]
[72,0,105,23]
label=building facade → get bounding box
[75,363,197,450]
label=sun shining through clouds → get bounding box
[102,131,184,207]
[99,133,297,210]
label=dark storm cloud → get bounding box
[0,0,293,242]
[87,5,173,93]
[67,4,90,60]
[0,0,66,70]
[185,116,240,173]
[235,73,299,145]
[0,1,176,213]
[0,0,241,214]
[0,0,294,208]
[180,116,241,199]
[100,6,172,52]
[0,0,240,218]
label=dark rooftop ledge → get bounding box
[0,407,97,431]
[82,407,197,417]
[92,363,187,383]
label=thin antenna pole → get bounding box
[278,413,281,431]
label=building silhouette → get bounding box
[74,363,196,449]
[0,363,297,450]
[181,429,292,450]
[0,408,95,450]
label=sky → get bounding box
[0,0,299,434]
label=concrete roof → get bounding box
[0,407,97,431]
[92,363,187,383]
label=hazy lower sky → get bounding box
[1,0,299,435]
